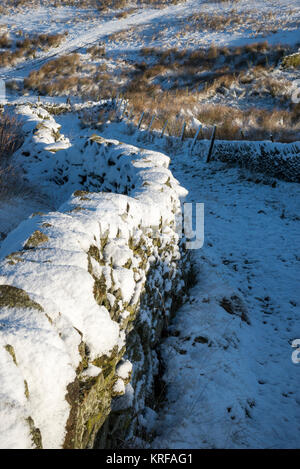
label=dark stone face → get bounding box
[0,284,44,311]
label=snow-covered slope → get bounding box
[1,0,299,83]
[68,115,299,449]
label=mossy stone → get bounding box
[24,230,49,249]
[4,344,17,365]
[5,251,25,265]
[26,417,43,449]
[0,285,44,311]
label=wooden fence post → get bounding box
[148,115,155,132]
[191,125,202,150]
[160,120,168,138]
[121,101,128,118]
[206,125,217,163]
[180,122,186,142]
[137,112,145,129]
[128,108,133,121]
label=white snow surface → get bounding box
[151,156,300,448]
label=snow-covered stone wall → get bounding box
[211,140,300,182]
[0,105,190,449]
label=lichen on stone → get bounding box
[73,190,91,198]
[4,344,18,365]
[24,230,49,250]
[31,212,45,218]
[24,380,30,399]
[67,206,86,213]
[64,344,125,449]
[26,417,43,449]
[5,251,25,265]
[0,285,44,311]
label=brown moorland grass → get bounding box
[120,42,294,109]
[0,33,12,48]
[24,53,82,94]
[124,88,300,142]
[21,37,300,142]
[87,44,106,59]
[23,51,130,98]
[0,32,68,68]
[141,42,287,71]
[0,112,23,163]
[0,0,184,14]
[133,42,290,98]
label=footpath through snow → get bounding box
[150,155,300,449]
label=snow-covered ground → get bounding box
[0,0,299,449]
[150,154,300,449]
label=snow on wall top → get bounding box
[0,104,187,449]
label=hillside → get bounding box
[0,0,299,450]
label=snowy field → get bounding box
[0,0,299,449]
[1,0,299,143]
[1,0,299,62]
[0,0,299,82]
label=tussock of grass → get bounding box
[87,44,106,59]
[0,32,68,68]
[282,53,300,69]
[0,112,23,163]
[0,112,25,203]
[0,33,12,48]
